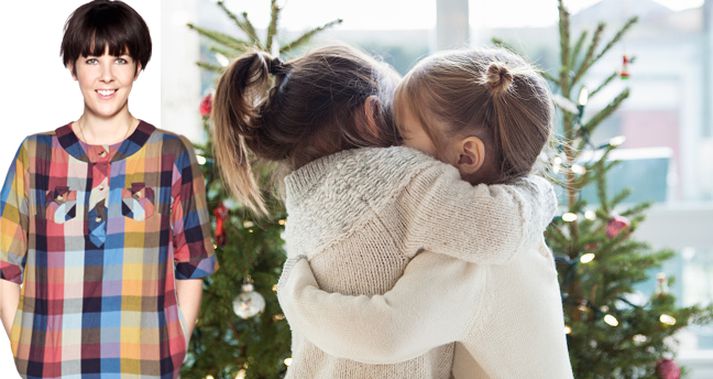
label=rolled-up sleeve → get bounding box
[1,140,29,284]
[171,136,218,280]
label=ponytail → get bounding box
[483,61,552,180]
[212,51,274,216]
[212,45,401,216]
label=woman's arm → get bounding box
[1,140,29,336]
[278,253,487,364]
[0,280,20,336]
[401,161,557,264]
[176,279,203,341]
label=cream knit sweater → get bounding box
[278,146,560,379]
[280,240,574,378]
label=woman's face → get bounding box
[71,48,139,119]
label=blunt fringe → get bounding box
[61,0,152,72]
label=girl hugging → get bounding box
[213,45,572,378]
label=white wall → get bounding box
[162,0,202,142]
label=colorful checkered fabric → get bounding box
[0,121,217,378]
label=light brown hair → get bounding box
[212,45,401,215]
[394,47,553,184]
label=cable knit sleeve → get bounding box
[399,162,557,264]
[277,253,487,364]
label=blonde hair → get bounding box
[394,47,553,183]
[212,45,401,216]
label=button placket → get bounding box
[87,158,111,247]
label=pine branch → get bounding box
[558,0,571,95]
[541,70,559,85]
[280,19,343,54]
[619,203,650,218]
[590,71,619,98]
[569,30,588,68]
[556,3,582,256]
[547,224,570,247]
[187,23,252,51]
[208,45,243,60]
[602,160,620,173]
[196,61,226,73]
[216,0,261,46]
[592,17,638,66]
[241,12,262,47]
[609,188,632,208]
[491,37,520,55]
[571,22,605,88]
[266,0,281,52]
[595,157,610,213]
[578,88,630,150]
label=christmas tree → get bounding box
[493,1,713,377]
[180,2,341,378]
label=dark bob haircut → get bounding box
[61,0,152,73]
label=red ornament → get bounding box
[200,93,213,118]
[584,242,599,252]
[656,359,681,379]
[620,54,633,80]
[606,215,631,239]
[213,202,229,246]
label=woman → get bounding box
[0,1,216,377]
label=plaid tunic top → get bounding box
[0,121,217,378]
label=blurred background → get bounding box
[1,0,712,377]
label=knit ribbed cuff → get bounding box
[277,255,309,290]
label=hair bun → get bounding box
[485,62,513,96]
[266,55,286,75]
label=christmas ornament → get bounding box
[584,242,599,252]
[656,358,681,379]
[620,54,634,80]
[655,272,669,296]
[200,93,213,118]
[213,202,229,246]
[606,215,631,238]
[233,281,266,319]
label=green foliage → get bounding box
[498,1,713,377]
[186,0,342,65]
[180,2,341,378]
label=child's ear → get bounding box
[134,63,142,79]
[456,136,486,174]
[361,95,383,140]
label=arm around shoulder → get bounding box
[400,161,557,264]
